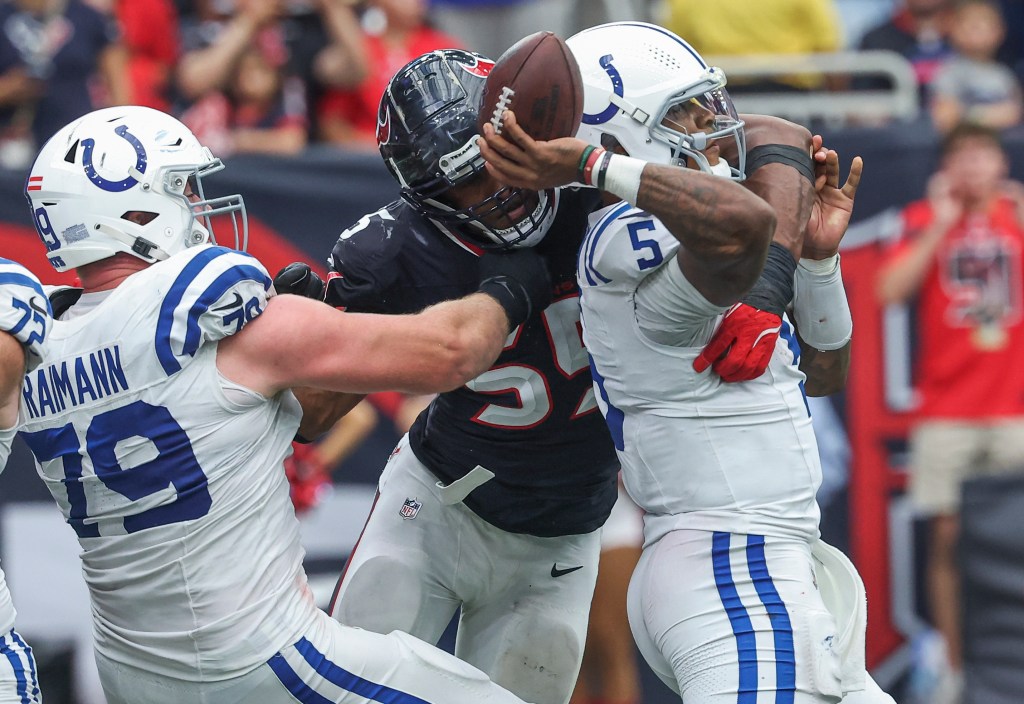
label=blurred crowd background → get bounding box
[0,0,1020,165]
[3,1,1024,704]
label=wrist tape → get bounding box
[600,153,646,205]
[792,253,852,350]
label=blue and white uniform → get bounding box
[577,204,890,704]
[18,246,529,704]
[0,258,47,704]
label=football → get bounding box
[479,31,584,142]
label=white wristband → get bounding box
[600,153,646,205]
[793,253,852,351]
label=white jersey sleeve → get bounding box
[0,257,51,372]
[152,246,272,376]
[578,202,724,345]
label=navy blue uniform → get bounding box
[326,188,618,537]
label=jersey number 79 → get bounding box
[21,401,211,539]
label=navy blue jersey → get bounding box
[326,188,619,537]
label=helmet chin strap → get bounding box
[94,223,169,262]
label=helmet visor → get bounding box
[651,69,747,179]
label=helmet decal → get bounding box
[458,55,495,78]
[376,104,391,145]
[81,124,148,193]
[582,54,624,126]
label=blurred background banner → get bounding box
[960,474,1024,704]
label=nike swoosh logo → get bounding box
[28,296,48,316]
[551,564,584,578]
[212,292,244,312]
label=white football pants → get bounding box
[329,434,601,704]
[0,629,40,703]
[627,529,896,703]
[95,607,531,704]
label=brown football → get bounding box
[478,31,584,142]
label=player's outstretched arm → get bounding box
[218,248,551,397]
[479,109,776,306]
[219,292,515,396]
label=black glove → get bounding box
[274,262,325,301]
[477,248,552,329]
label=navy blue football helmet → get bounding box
[377,49,555,248]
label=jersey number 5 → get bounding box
[465,296,596,428]
[21,401,212,539]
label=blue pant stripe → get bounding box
[8,632,38,703]
[712,532,758,704]
[747,535,797,704]
[0,635,29,704]
[267,652,334,704]
[295,636,431,704]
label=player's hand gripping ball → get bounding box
[478,31,584,141]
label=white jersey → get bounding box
[0,258,51,634]
[17,245,317,680]
[577,203,821,544]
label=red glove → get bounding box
[693,303,782,382]
[284,443,332,515]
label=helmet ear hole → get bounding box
[121,211,158,225]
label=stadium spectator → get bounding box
[317,0,460,148]
[88,0,180,110]
[664,0,843,91]
[427,0,575,57]
[175,0,366,125]
[877,121,1024,704]
[0,0,128,168]
[858,0,955,103]
[180,41,309,156]
[115,0,179,111]
[928,0,1022,134]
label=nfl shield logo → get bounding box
[399,498,422,520]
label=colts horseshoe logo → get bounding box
[582,55,624,126]
[81,124,148,192]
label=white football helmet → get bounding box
[25,106,247,272]
[566,22,746,179]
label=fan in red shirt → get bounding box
[317,0,462,147]
[877,121,1024,703]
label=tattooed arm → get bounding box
[632,162,776,305]
[477,109,776,307]
[797,337,851,397]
